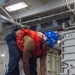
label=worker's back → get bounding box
[16,28,45,57]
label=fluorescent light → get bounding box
[5,2,28,12]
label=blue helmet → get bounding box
[45,31,58,48]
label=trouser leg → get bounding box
[5,41,20,75]
[29,57,37,75]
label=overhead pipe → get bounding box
[22,9,74,24]
[0,6,14,22]
[64,0,74,14]
[0,14,29,28]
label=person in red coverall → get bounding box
[5,28,58,75]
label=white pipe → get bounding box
[0,6,14,21]
[64,0,74,13]
[5,25,14,28]
[22,9,73,24]
[0,14,29,28]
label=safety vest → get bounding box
[16,28,46,57]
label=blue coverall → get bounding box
[5,28,37,75]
